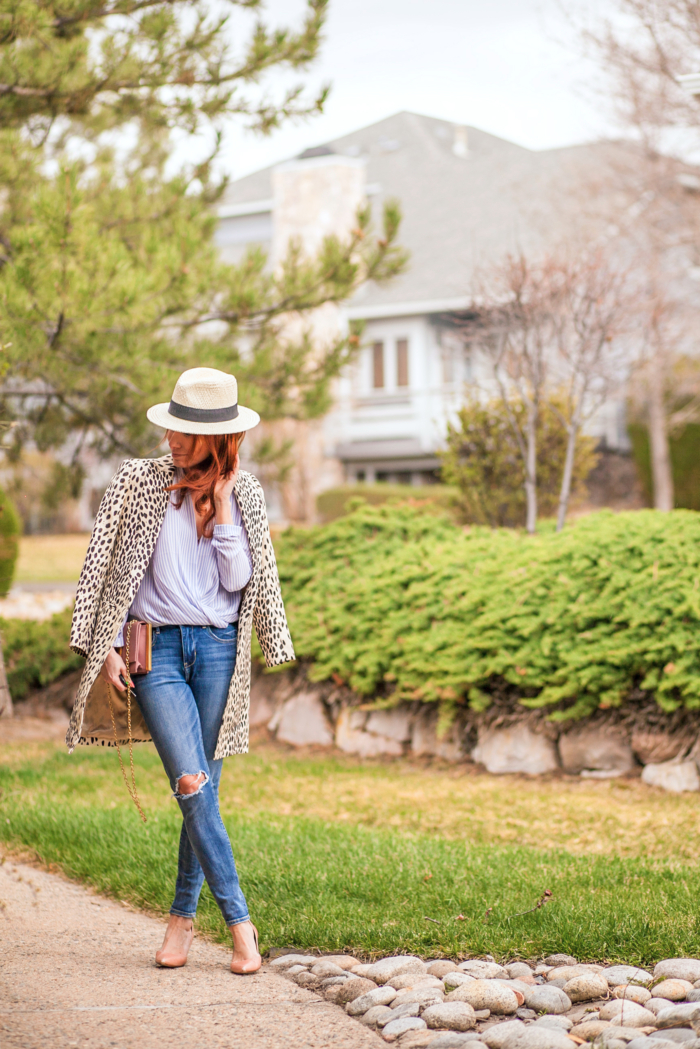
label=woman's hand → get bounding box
[100,647,130,692]
[213,452,239,525]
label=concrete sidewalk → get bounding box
[0,855,384,1049]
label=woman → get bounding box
[66,367,295,974]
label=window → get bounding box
[396,338,409,387]
[396,472,412,485]
[372,341,385,388]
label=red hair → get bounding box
[166,432,246,538]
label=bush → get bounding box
[277,503,700,720]
[0,488,21,597]
[440,398,597,526]
[316,483,457,523]
[1,606,82,700]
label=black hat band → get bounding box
[168,400,239,423]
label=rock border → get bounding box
[269,951,700,1048]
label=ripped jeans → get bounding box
[134,623,250,927]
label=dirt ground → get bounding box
[0,855,384,1049]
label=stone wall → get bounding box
[250,665,700,793]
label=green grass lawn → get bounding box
[15,534,90,584]
[2,738,700,964]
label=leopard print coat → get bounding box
[66,454,295,758]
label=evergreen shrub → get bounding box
[277,503,700,720]
[1,606,81,700]
[0,488,21,597]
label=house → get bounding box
[217,111,635,520]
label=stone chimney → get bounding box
[266,150,367,522]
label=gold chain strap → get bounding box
[107,622,147,824]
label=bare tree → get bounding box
[475,255,554,534]
[549,251,630,528]
[563,0,700,508]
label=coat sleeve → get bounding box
[251,488,295,668]
[69,460,131,658]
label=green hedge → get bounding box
[1,606,81,700]
[0,488,21,597]
[277,503,700,720]
[316,484,457,523]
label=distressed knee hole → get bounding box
[175,771,208,798]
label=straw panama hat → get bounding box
[147,367,260,435]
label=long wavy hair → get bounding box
[166,431,246,538]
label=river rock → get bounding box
[286,964,309,975]
[324,955,362,970]
[656,1004,700,1029]
[599,1000,658,1027]
[570,1020,612,1040]
[601,1026,649,1044]
[558,725,635,774]
[458,961,509,979]
[522,985,571,1014]
[321,976,348,988]
[361,1005,395,1026]
[347,985,398,1015]
[388,973,444,990]
[270,953,318,967]
[311,960,346,978]
[649,1032,699,1043]
[391,987,445,1009]
[506,1028,575,1049]
[445,973,477,990]
[331,977,378,1003]
[544,955,578,967]
[656,963,700,985]
[471,724,559,775]
[564,972,610,1002]
[359,956,427,984]
[614,986,653,1005]
[605,967,654,987]
[687,992,700,1003]
[654,981,695,1002]
[384,1002,422,1023]
[381,1016,427,1040]
[648,999,676,1016]
[294,972,322,989]
[431,1037,486,1049]
[423,1003,477,1031]
[506,963,536,981]
[447,980,519,1014]
[547,964,603,982]
[429,961,461,977]
[533,1016,573,1031]
[482,1021,525,1049]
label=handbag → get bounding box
[81,621,152,823]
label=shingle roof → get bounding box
[220,110,624,311]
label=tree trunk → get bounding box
[525,402,538,534]
[0,638,12,718]
[557,422,579,533]
[648,350,674,511]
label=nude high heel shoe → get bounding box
[155,920,194,968]
[230,922,261,975]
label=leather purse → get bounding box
[81,620,152,822]
[117,620,152,675]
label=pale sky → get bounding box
[214,0,613,182]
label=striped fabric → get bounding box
[114,483,252,647]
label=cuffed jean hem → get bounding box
[227,913,252,928]
[169,907,197,920]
